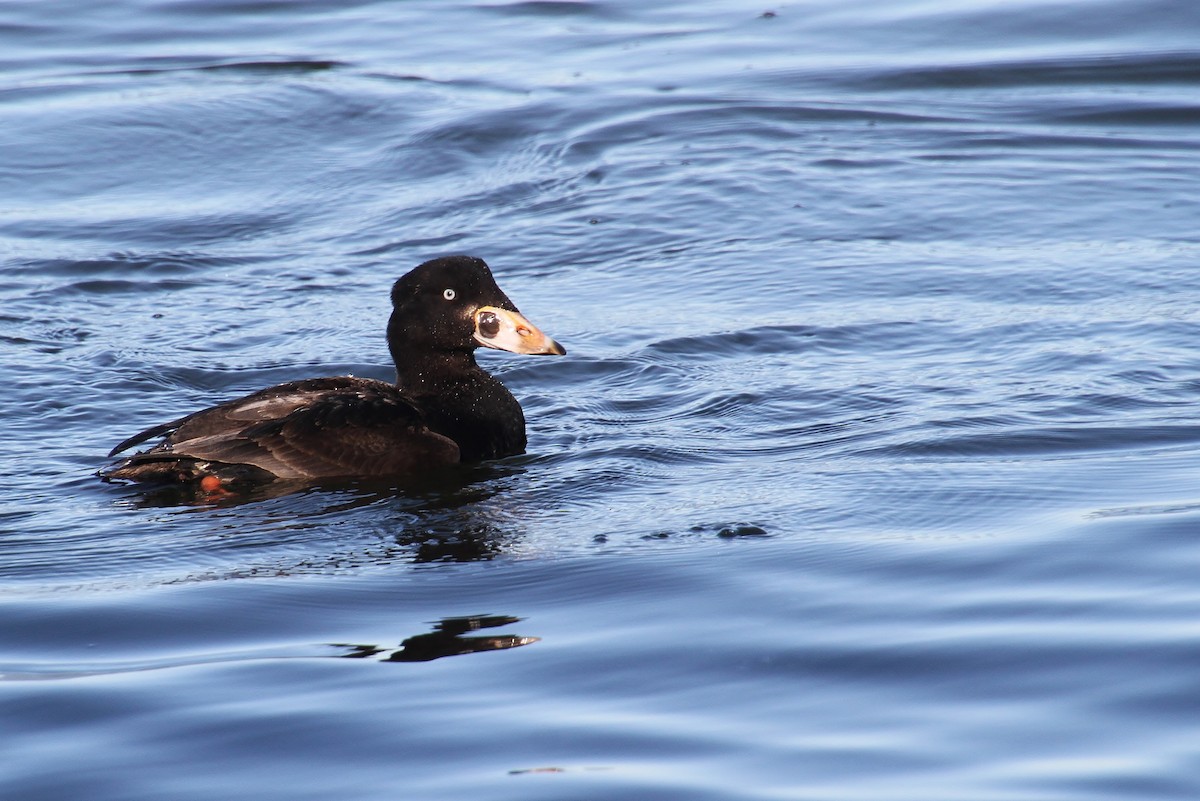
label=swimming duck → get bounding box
[101,255,565,486]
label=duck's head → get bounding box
[388,255,565,358]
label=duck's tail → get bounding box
[99,454,274,486]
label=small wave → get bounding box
[1044,103,1200,127]
[873,423,1200,460]
[475,0,612,18]
[845,51,1200,92]
[644,321,929,360]
[78,58,345,80]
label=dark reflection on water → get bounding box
[340,615,539,663]
[0,615,536,680]
[105,465,534,568]
[105,464,497,510]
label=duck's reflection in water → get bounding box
[113,463,488,510]
[116,462,533,566]
[336,615,538,663]
[398,510,518,563]
[0,615,538,681]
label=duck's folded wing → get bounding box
[108,379,460,479]
[107,377,369,458]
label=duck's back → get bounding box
[102,377,460,483]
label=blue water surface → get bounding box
[3,1,1200,799]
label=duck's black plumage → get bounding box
[101,255,565,486]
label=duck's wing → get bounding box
[107,377,364,457]
[106,377,460,480]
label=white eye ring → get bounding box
[443,288,456,300]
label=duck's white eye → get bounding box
[443,288,456,300]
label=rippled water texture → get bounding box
[4,1,1200,799]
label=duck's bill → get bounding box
[473,306,566,356]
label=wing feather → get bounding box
[104,377,460,480]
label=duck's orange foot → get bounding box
[198,474,239,498]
